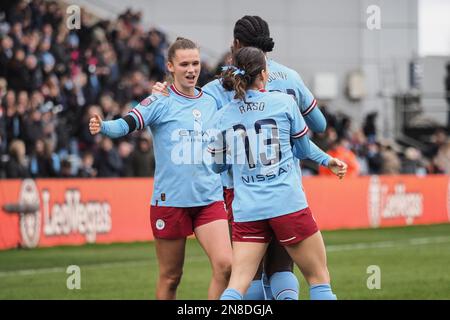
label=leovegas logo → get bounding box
[15,179,112,248]
[369,176,423,228]
[19,179,41,248]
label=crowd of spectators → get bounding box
[305,110,450,176]
[0,0,448,179]
[0,0,215,179]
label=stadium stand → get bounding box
[0,0,448,179]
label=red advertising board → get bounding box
[0,178,153,249]
[0,175,449,250]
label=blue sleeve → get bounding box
[207,121,230,173]
[288,98,311,159]
[294,140,331,166]
[128,94,167,130]
[212,163,231,174]
[203,79,235,111]
[101,118,130,138]
[101,94,167,138]
[208,134,230,174]
[293,72,327,133]
[304,107,327,133]
[202,80,222,110]
[292,136,311,160]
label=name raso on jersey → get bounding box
[238,101,265,114]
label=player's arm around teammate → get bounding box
[230,16,343,300]
[90,38,232,300]
[211,47,339,300]
[151,17,347,300]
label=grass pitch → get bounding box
[1,223,449,300]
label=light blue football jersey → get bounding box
[266,59,328,182]
[203,79,235,111]
[210,90,311,222]
[203,79,236,188]
[203,61,326,130]
[267,59,326,132]
[202,59,328,189]
[102,85,223,207]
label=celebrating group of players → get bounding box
[89,16,347,300]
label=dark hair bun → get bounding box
[256,36,274,52]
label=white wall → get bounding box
[69,0,420,137]
[419,0,450,57]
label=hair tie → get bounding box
[221,65,236,72]
[232,68,246,76]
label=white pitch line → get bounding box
[1,236,450,278]
[1,267,66,277]
[326,236,450,252]
[0,260,151,278]
[0,256,206,278]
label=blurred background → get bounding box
[0,0,448,179]
[0,0,449,300]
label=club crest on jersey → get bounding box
[140,95,158,107]
[156,219,165,230]
[192,109,202,119]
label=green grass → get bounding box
[1,224,449,299]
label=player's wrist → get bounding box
[100,121,106,133]
[324,156,332,167]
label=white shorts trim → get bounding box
[279,236,297,243]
